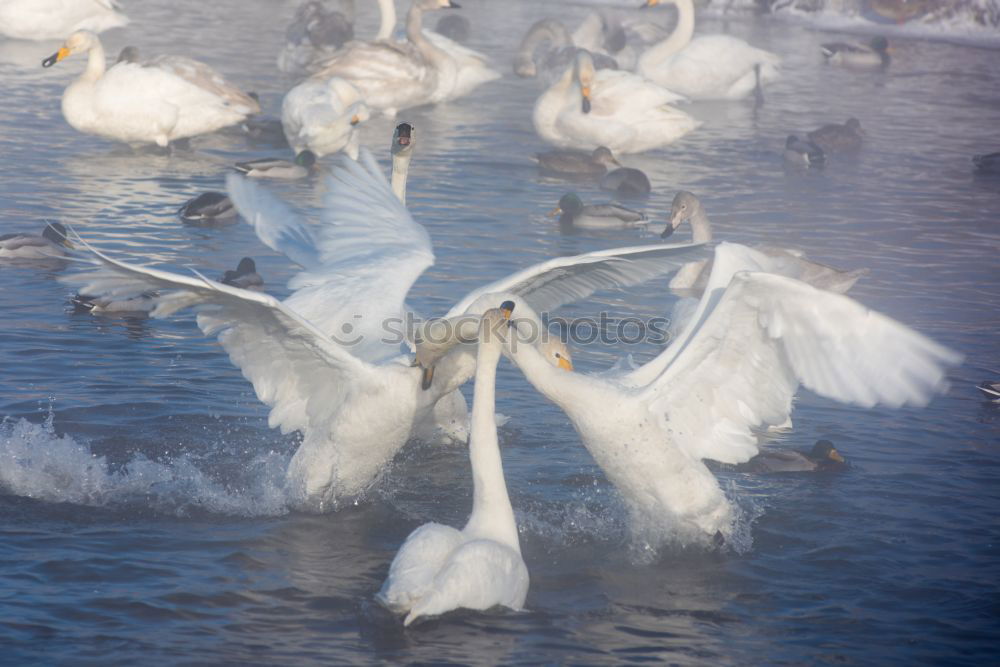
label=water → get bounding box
[2,0,999,663]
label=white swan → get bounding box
[636,0,780,102]
[534,50,698,154]
[378,305,529,627]
[308,0,459,117]
[61,124,709,511]
[0,0,127,40]
[501,242,962,546]
[41,31,260,147]
[281,76,370,159]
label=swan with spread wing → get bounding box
[62,123,708,511]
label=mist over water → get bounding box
[1,0,998,662]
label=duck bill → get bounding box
[581,87,592,114]
[499,301,515,319]
[829,449,846,464]
[548,207,562,218]
[558,357,574,372]
[42,46,70,68]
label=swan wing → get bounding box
[145,55,259,114]
[378,522,466,612]
[226,173,320,270]
[635,248,961,465]
[591,68,688,111]
[445,242,710,318]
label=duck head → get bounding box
[43,222,74,248]
[811,439,845,464]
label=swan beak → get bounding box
[581,87,592,114]
[640,0,658,8]
[42,47,70,68]
[350,114,361,125]
[548,207,562,217]
[829,448,845,464]
[558,357,574,372]
[659,225,674,239]
[499,301,515,319]
[446,0,461,7]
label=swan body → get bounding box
[534,51,698,154]
[0,222,73,259]
[378,307,529,626]
[178,192,236,223]
[0,0,127,40]
[63,124,709,510]
[808,118,864,153]
[504,242,961,544]
[821,36,890,69]
[636,0,780,101]
[281,76,369,159]
[42,31,259,147]
[234,151,316,180]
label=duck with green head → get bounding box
[550,192,648,232]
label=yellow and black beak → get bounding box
[42,46,70,68]
[581,86,592,114]
[350,114,362,125]
[558,356,574,372]
[640,0,660,9]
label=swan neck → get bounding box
[519,19,573,56]
[82,38,107,82]
[375,0,396,40]
[463,340,520,552]
[689,209,713,243]
[640,0,695,69]
[391,151,411,205]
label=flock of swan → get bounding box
[1,0,964,627]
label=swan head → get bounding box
[551,193,584,219]
[42,30,98,68]
[661,191,701,239]
[574,52,596,114]
[640,0,669,8]
[810,440,845,465]
[391,122,415,158]
[540,337,574,372]
[479,302,515,348]
[348,102,371,127]
[43,222,73,248]
[591,146,621,168]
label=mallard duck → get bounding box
[784,135,825,168]
[0,222,74,259]
[178,192,236,223]
[535,145,620,176]
[741,440,847,474]
[71,292,156,315]
[220,257,263,291]
[973,153,1000,175]
[977,381,1000,402]
[234,151,316,180]
[807,118,865,153]
[821,36,891,69]
[550,193,648,231]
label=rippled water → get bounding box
[1,0,999,663]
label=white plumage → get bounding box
[0,0,127,40]
[281,76,370,159]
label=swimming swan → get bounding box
[62,126,709,510]
[534,50,698,154]
[41,31,260,147]
[636,0,780,102]
[502,242,961,545]
[378,305,529,626]
[281,76,370,159]
[0,0,127,40]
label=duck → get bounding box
[977,381,1000,402]
[533,50,698,154]
[636,0,781,102]
[41,31,260,147]
[973,153,1000,175]
[177,192,236,223]
[821,36,891,69]
[71,291,156,315]
[535,145,620,177]
[784,135,825,169]
[234,151,317,180]
[514,18,620,83]
[277,0,355,75]
[550,193,648,231]
[500,241,961,546]
[0,0,127,40]
[0,222,74,259]
[600,165,651,197]
[64,123,707,510]
[377,305,529,627]
[807,118,865,153]
[660,191,867,296]
[281,77,370,159]
[740,440,847,474]
[220,257,264,291]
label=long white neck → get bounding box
[406,3,450,74]
[390,149,411,205]
[533,61,575,139]
[81,38,107,83]
[462,338,520,552]
[638,0,695,73]
[375,0,397,40]
[688,207,712,243]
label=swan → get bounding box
[660,191,866,295]
[277,0,355,75]
[534,50,698,154]
[550,193,648,232]
[62,124,709,510]
[0,222,73,259]
[41,31,260,147]
[739,440,846,474]
[501,241,962,545]
[309,0,480,117]
[784,135,825,169]
[514,18,619,83]
[636,0,781,102]
[821,36,891,69]
[807,118,865,153]
[281,76,370,159]
[178,192,237,223]
[378,305,529,627]
[0,0,127,40]
[234,151,317,180]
